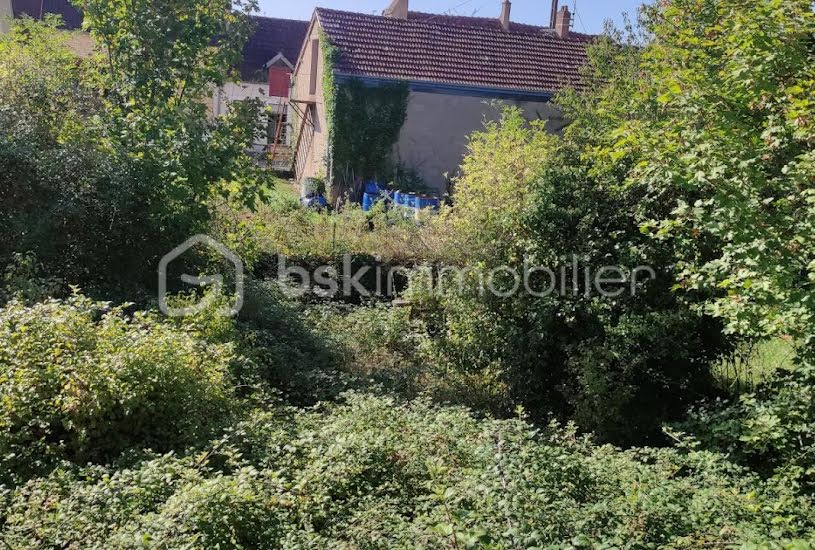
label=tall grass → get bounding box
[713,338,797,393]
[216,182,450,268]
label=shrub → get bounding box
[0,294,235,485]
[0,252,64,305]
[684,363,815,491]
[232,279,352,405]
[0,454,291,549]
[606,0,815,350]
[132,467,289,548]
[566,311,722,444]
[415,110,729,443]
[308,302,514,415]
[2,394,814,547]
[442,106,551,266]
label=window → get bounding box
[309,39,319,95]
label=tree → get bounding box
[79,0,271,215]
[570,0,815,483]
[0,2,271,296]
[599,0,815,355]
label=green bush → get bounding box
[602,0,815,351]
[519,0,815,474]
[233,279,351,405]
[552,0,815,483]
[308,302,514,415]
[684,363,815,491]
[0,454,290,549]
[416,110,729,444]
[0,252,64,305]
[2,394,813,548]
[566,311,722,444]
[0,295,235,485]
[131,466,288,548]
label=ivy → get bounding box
[319,31,409,188]
[319,30,339,181]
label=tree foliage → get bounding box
[419,0,815,447]
[423,106,728,444]
[0,4,270,295]
[582,0,815,351]
[538,0,815,479]
[79,0,270,209]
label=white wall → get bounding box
[394,91,566,195]
[212,81,292,153]
[290,23,329,183]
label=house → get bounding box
[212,16,309,168]
[287,0,592,197]
[0,0,308,166]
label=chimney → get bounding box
[499,0,511,31]
[0,0,12,34]
[549,0,559,29]
[555,5,571,38]
[383,0,408,19]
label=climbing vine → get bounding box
[320,29,339,169]
[320,31,409,189]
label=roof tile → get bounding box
[240,16,309,81]
[316,8,592,94]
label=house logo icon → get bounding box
[158,235,244,318]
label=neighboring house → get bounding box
[213,16,308,168]
[289,0,593,195]
[0,0,6,34]
[0,0,308,168]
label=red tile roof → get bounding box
[240,16,309,82]
[315,8,593,94]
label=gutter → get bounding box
[333,73,556,103]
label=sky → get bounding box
[257,0,646,36]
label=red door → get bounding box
[269,67,291,98]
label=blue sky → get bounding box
[258,0,645,35]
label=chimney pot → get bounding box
[499,0,511,31]
[383,0,409,19]
[555,5,571,38]
[549,0,559,29]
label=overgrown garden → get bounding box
[1,0,815,547]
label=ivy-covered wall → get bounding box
[320,32,409,190]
